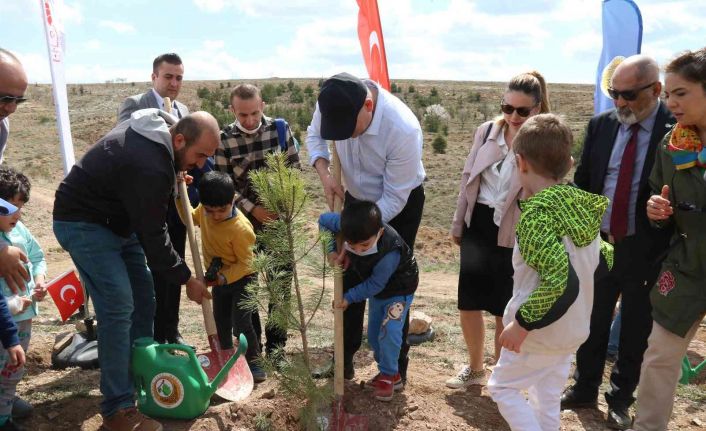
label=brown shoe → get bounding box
[102,407,163,431]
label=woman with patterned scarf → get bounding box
[632,47,706,431]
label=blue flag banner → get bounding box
[594,0,643,115]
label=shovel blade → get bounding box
[197,335,253,401]
[329,398,368,431]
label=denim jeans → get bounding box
[607,303,622,356]
[367,294,413,376]
[53,221,155,417]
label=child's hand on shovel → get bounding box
[332,298,349,311]
[176,172,194,185]
[186,277,212,304]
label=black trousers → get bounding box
[343,183,425,381]
[249,231,292,357]
[572,234,656,409]
[153,199,185,343]
[213,274,260,362]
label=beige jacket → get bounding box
[450,120,522,248]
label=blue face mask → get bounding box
[343,231,382,256]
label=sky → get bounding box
[1,0,705,85]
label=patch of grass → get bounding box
[676,383,706,403]
[419,260,458,273]
[38,116,52,125]
[253,411,273,431]
[418,296,457,317]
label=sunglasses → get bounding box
[0,95,27,105]
[500,103,536,117]
[607,82,656,101]
[676,201,706,213]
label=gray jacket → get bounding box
[117,89,189,123]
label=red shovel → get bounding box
[175,148,254,402]
[329,144,368,430]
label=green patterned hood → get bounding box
[518,184,608,248]
[513,184,613,334]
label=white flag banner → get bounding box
[39,0,75,175]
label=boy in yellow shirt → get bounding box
[177,171,265,382]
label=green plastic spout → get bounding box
[207,333,248,395]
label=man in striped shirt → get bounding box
[215,83,300,360]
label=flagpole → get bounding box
[39,0,76,175]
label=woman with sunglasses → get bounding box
[632,47,706,431]
[446,71,550,389]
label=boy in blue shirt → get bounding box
[0,167,46,431]
[320,201,418,401]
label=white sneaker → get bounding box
[445,365,486,389]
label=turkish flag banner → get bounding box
[47,269,84,321]
[357,0,390,91]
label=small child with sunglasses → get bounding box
[0,167,47,430]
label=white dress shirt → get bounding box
[306,81,426,223]
[601,101,660,236]
[151,89,182,118]
[477,129,515,226]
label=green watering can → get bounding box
[132,334,247,419]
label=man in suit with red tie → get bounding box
[562,55,674,430]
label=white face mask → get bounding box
[235,120,261,135]
[343,231,382,257]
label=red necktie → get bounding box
[610,123,640,242]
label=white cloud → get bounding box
[203,40,225,50]
[192,0,227,13]
[61,1,83,25]
[193,0,357,17]
[14,52,51,84]
[562,30,602,59]
[83,39,102,50]
[98,20,136,34]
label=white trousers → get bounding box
[488,348,573,431]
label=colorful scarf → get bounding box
[666,123,706,170]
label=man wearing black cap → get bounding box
[306,72,426,384]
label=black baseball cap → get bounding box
[318,73,368,140]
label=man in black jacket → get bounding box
[563,55,674,430]
[53,110,217,431]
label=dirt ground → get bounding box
[5,79,706,430]
[15,184,706,431]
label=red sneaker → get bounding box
[366,372,403,391]
[373,375,396,401]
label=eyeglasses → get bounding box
[0,95,27,106]
[500,103,536,117]
[607,82,656,101]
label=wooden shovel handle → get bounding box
[178,177,218,337]
[331,143,345,397]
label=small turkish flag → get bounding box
[47,269,84,321]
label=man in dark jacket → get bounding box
[52,110,217,431]
[118,52,210,347]
[563,55,674,430]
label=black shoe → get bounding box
[606,407,632,430]
[560,387,598,410]
[0,419,25,431]
[11,397,32,419]
[311,359,333,379]
[311,359,355,379]
[166,333,195,350]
